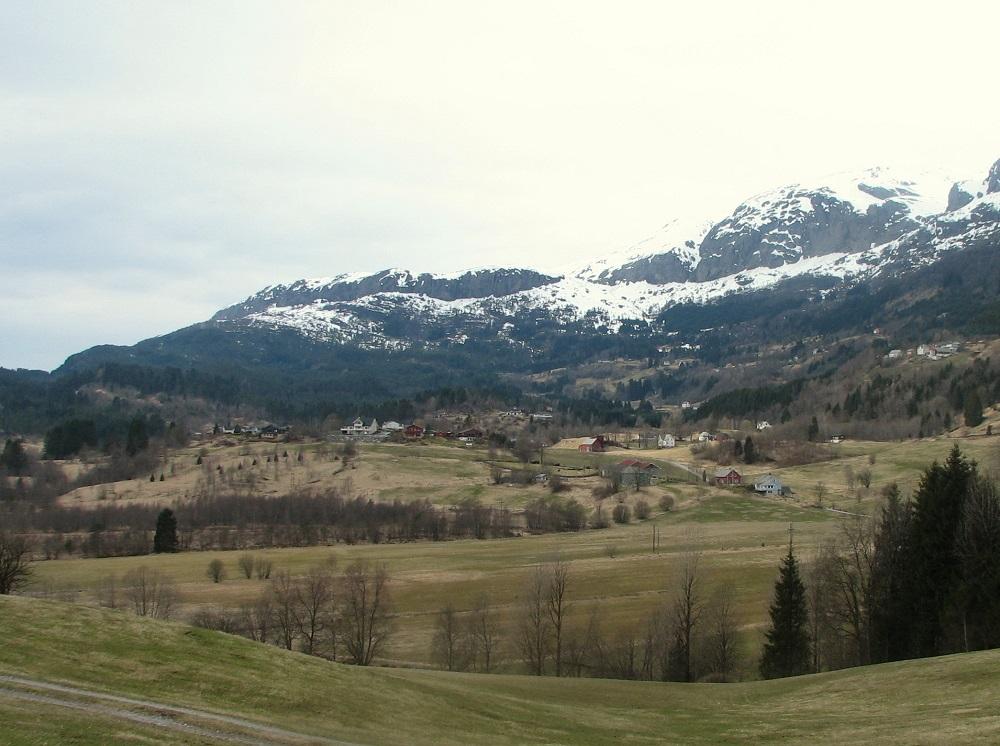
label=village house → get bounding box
[457,427,484,441]
[681,401,692,410]
[756,421,773,431]
[698,431,713,442]
[530,413,554,423]
[341,417,367,436]
[616,459,662,488]
[658,433,676,448]
[754,474,784,495]
[404,424,425,439]
[382,421,404,432]
[888,349,904,360]
[714,467,743,486]
[579,436,606,453]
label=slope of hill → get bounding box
[2,596,1000,744]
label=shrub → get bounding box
[659,495,676,512]
[612,503,631,524]
[207,558,226,583]
[634,499,651,520]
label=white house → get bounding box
[698,431,713,442]
[681,401,692,410]
[365,419,380,435]
[756,421,773,431]
[754,474,784,495]
[341,417,368,436]
[382,421,404,432]
[658,433,676,448]
[888,349,903,360]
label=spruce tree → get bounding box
[0,439,29,476]
[153,508,179,553]
[963,390,984,428]
[760,538,811,679]
[807,416,820,442]
[743,436,757,464]
[126,417,149,457]
[909,446,974,656]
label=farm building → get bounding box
[616,459,662,488]
[457,427,484,441]
[382,421,404,432]
[404,425,425,438]
[658,433,676,448]
[754,474,784,495]
[579,436,606,453]
[714,467,743,486]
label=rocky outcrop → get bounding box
[988,158,1000,194]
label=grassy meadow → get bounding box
[3,596,1000,744]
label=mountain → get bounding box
[140,159,999,351]
[41,157,1000,421]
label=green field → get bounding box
[30,489,835,670]
[3,596,1000,744]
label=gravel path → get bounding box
[0,675,351,745]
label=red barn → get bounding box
[579,436,606,453]
[713,467,743,486]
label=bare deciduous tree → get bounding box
[706,584,740,681]
[269,570,299,651]
[341,560,392,666]
[239,595,273,643]
[122,567,177,619]
[546,557,571,677]
[668,550,703,682]
[516,565,551,675]
[254,557,274,580]
[468,594,500,673]
[207,558,226,583]
[295,564,337,657]
[0,533,32,595]
[431,603,465,671]
[238,553,255,579]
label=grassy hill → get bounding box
[2,596,1000,744]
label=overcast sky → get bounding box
[1,1,998,371]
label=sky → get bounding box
[1,0,998,371]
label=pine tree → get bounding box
[153,508,179,553]
[760,538,811,679]
[743,436,757,465]
[963,390,984,428]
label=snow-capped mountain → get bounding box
[203,159,997,350]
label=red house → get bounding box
[713,467,743,486]
[579,436,606,453]
[404,425,425,439]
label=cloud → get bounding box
[1,0,998,369]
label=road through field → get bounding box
[0,675,349,745]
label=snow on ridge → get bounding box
[573,215,712,281]
[243,250,885,340]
